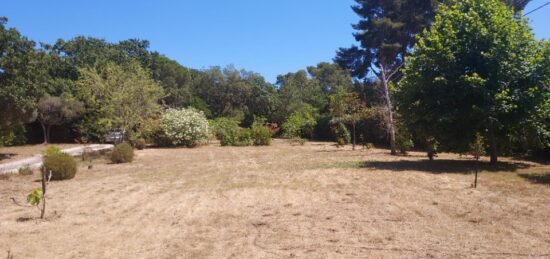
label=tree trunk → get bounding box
[488,122,498,165]
[474,159,479,188]
[380,66,397,155]
[47,125,52,144]
[352,123,356,150]
[41,170,46,219]
[40,122,48,144]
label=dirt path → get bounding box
[0,141,548,258]
[0,144,113,174]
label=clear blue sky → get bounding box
[3,0,550,83]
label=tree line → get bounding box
[1,0,548,163]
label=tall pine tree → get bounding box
[335,0,439,155]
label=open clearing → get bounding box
[1,140,549,258]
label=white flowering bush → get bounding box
[160,108,210,147]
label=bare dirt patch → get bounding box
[1,140,549,258]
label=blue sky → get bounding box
[3,0,550,83]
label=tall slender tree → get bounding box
[335,0,439,155]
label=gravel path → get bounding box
[0,144,113,174]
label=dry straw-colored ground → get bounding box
[1,140,549,258]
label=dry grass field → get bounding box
[0,140,549,258]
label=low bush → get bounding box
[42,152,77,180]
[330,121,351,147]
[43,146,61,156]
[234,128,253,146]
[251,118,272,146]
[139,117,172,147]
[110,143,134,164]
[18,167,33,176]
[134,138,146,150]
[396,130,414,154]
[210,117,253,146]
[160,108,210,147]
[282,106,317,139]
[210,117,241,142]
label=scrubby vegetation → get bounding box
[210,117,272,146]
[134,138,146,150]
[250,119,272,146]
[110,143,134,164]
[0,0,547,161]
[42,151,78,180]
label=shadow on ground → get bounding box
[0,153,17,161]
[518,173,550,185]
[362,159,531,174]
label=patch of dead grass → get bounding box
[0,140,549,258]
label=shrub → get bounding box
[330,121,351,147]
[234,128,253,146]
[134,138,146,150]
[210,117,241,142]
[160,108,210,147]
[43,146,61,156]
[42,152,77,180]
[18,167,33,176]
[210,117,255,146]
[110,143,134,164]
[282,106,317,139]
[139,117,172,147]
[395,128,414,154]
[426,137,439,160]
[251,118,272,146]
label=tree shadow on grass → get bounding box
[518,173,550,185]
[362,159,531,174]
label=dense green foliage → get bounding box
[110,143,134,164]
[76,61,164,140]
[37,95,83,143]
[398,0,547,162]
[210,117,271,146]
[282,106,317,139]
[330,121,351,146]
[210,118,252,146]
[0,1,547,159]
[42,152,78,180]
[250,118,272,146]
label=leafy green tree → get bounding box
[282,105,317,139]
[193,66,277,125]
[275,62,353,124]
[329,91,368,150]
[398,0,543,164]
[307,62,354,94]
[335,0,439,155]
[150,54,194,108]
[0,17,47,138]
[37,95,83,144]
[76,61,164,140]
